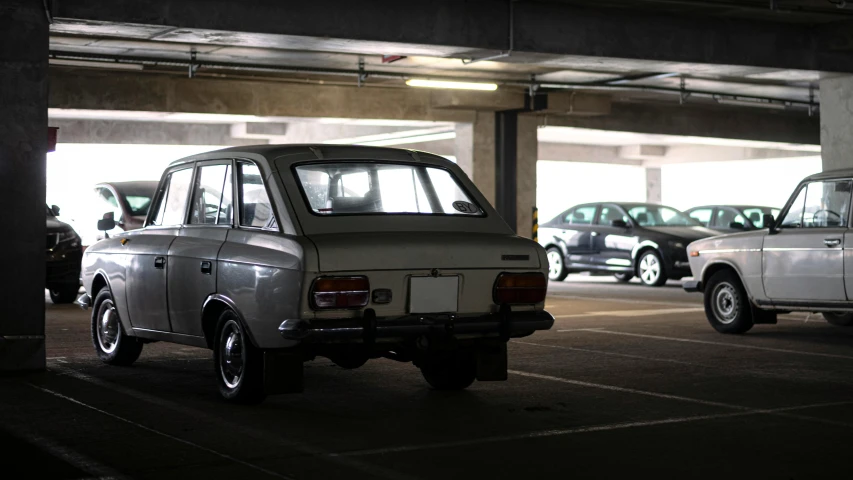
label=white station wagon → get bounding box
[78,145,554,403]
[684,169,853,333]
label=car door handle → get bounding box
[200,261,212,275]
[824,238,842,247]
[154,256,166,269]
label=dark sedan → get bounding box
[539,202,722,287]
[46,204,83,303]
[685,205,780,233]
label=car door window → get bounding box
[780,181,852,229]
[714,208,745,229]
[190,164,233,225]
[598,206,629,225]
[151,168,193,226]
[95,187,123,223]
[564,206,596,225]
[687,208,712,227]
[239,162,275,228]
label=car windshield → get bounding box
[45,205,54,217]
[294,162,483,216]
[124,195,152,216]
[626,205,699,227]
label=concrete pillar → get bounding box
[0,1,48,372]
[821,76,853,172]
[455,112,495,205]
[515,116,538,239]
[646,167,662,204]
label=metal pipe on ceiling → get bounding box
[629,0,853,16]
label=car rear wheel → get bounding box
[546,247,569,281]
[91,288,143,365]
[419,350,476,391]
[613,273,633,283]
[823,312,853,327]
[214,311,266,404]
[637,251,667,287]
[704,270,753,334]
[50,284,80,304]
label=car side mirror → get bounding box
[97,212,116,233]
[729,221,745,230]
[610,219,629,229]
[50,204,60,216]
[763,214,776,231]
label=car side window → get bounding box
[238,162,275,228]
[564,206,596,225]
[96,187,123,223]
[780,180,853,229]
[714,208,745,228]
[687,208,712,227]
[150,168,193,226]
[190,164,233,225]
[598,205,629,225]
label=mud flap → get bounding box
[263,351,304,394]
[751,305,778,325]
[475,343,508,381]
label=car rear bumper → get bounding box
[683,280,703,292]
[279,308,554,343]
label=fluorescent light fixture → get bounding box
[714,97,788,110]
[406,79,498,91]
[359,132,456,147]
[324,127,454,145]
[49,59,143,70]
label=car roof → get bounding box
[803,169,853,182]
[95,181,159,196]
[168,144,454,168]
[687,205,778,211]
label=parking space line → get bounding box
[338,400,853,457]
[555,307,704,319]
[569,329,853,360]
[513,340,717,368]
[28,383,295,480]
[547,294,698,308]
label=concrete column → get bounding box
[0,2,48,372]
[821,76,853,172]
[646,167,662,204]
[515,116,538,239]
[454,112,495,205]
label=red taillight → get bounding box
[493,273,547,305]
[311,276,370,309]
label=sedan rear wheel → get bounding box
[637,251,667,287]
[214,311,265,404]
[546,247,569,281]
[613,273,633,283]
[823,312,853,327]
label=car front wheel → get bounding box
[419,350,476,391]
[823,312,853,327]
[546,247,569,281]
[214,311,266,404]
[637,250,667,287]
[91,288,143,365]
[704,270,754,334]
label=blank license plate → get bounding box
[409,276,459,314]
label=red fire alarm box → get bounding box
[48,126,58,152]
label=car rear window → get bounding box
[294,162,483,217]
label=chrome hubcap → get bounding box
[219,320,245,389]
[547,251,563,279]
[713,283,738,324]
[97,304,119,354]
[639,254,661,284]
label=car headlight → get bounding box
[57,230,81,248]
[668,241,684,249]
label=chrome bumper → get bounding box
[279,308,554,343]
[75,293,92,310]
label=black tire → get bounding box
[214,311,266,404]
[637,250,668,287]
[419,350,477,391]
[823,312,853,327]
[613,273,634,283]
[50,284,80,304]
[91,288,143,366]
[704,270,754,334]
[546,247,569,282]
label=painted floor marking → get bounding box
[546,293,697,308]
[566,329,853,360]
[555,307,704,319]
[28,383,295,480]
[339,400,853,457]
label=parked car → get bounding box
[685,205,780,233]
[77,145,554,403]
[684,169,853,333]
[539,202,721,287]
[46,204,83,304]
[82,181,159,246]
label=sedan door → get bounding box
[124,167,194,332]
[590,204,635,271]
[167,161,234,336]
[555,205,597,266]
[763,179,852,301]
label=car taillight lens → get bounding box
[311,276,370,309]
[493,273,547,305]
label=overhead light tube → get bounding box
[406,79,498,91]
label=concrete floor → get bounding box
[4,275,853,479]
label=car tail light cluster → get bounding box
[311,276,370,309]
[493,273,547,305]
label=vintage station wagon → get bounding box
[78,145,554,403]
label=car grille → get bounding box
[46,234,58,250]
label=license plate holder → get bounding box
[408,276,459,314]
